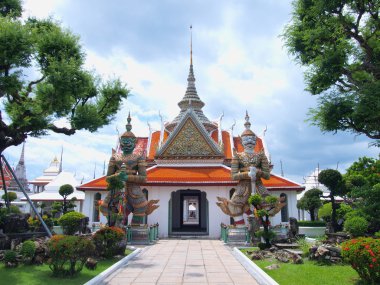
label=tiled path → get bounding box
[102,239,259,285]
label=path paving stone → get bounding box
[101,239,259,285]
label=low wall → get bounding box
[299,226,325,238]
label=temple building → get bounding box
[29,156,62,193]
[78,48,304,238]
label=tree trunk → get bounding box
[331,195,337,233]
[310,208,316,221]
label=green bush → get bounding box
[93,226,126,258]
[0,206,21,228]
[20,240,36,264]
[1,192,17,202]
[47,235,95,277]
[298,221,326,227]
[375,231,380,238]
[3,250,17,267]
[296,237,311,258]
[342,237,380,284]
[318,203,332,222]
[344,216,369,237]
[58,211,85,235]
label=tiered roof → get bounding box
[77,42,303,193]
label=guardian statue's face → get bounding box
[121,137,136,154]
[242,134,256,153]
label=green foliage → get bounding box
[0,2,129,153]
[345,157,380,187]
[3,250,17,267]
[342,237,380,284]
[258,242,268,250]
[59,184,74,198]
[256,230,276,241]
[297,221,326,227]
[248,194,262,206]
[20,240,36,264]
[92,227,126,258]
[344,216,369,237]
[0,205,21,228]
[297,188,323,221]
[345,157,380,233]
[283,0,380,143]
[296,237,311,258]
[0,0,22,18]
[59,184,74,214]
[27,215,53,232]
[318,203,332,222]
[1,192,17,202]
[264,195,278,205]
[375,231,380,238]
[58,211,85,235]
[47,235,95,277]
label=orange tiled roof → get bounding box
[77,166,303,191]
[148,131,169,160]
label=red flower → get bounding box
[372,258,377,262]
[369,264,373,268]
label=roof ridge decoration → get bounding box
[156,109,223,160]
[166,26,217,132]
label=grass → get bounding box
[0,249,134,285]
[240,248,363,285]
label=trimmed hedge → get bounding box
[298,221,326,227]
[58,211,85,235]
[93,226,126,258]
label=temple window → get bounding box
[93,192,101,222]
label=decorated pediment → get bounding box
[156,110,223,159]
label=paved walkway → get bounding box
[102,239,259,285]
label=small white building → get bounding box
[22,171,84,214]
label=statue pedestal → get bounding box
[220,224,250,244]
[127,223,159,244]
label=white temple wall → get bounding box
[269,190,299,225]
[83,191,108,224]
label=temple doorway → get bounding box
[169,189,208,235]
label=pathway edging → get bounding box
[83,248,143,285]
[233,247,279,285]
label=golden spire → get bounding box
[190,25,193,65]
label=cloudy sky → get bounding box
[3,0,378,185]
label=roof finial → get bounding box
[126,111,132,132]
[244,110,251,130]
[190,25,193,66]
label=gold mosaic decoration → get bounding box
[162,118,217,157]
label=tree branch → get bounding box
[26,76,46,95]
[48,124,76,135]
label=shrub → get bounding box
[58,211,85,235]
[47,235,95,277]
[92,226,126,258]
[341,237,380,284]
[1,192,17,203]
[27,215,53,232]
[375,231,380,238]
[20,240,36,264]
[297,221,326,227]
[258,242,268,250]
[318,203,332,222]
[344,216,369,237]
[3,250,17,267]
[0,206,21,228]
[296,237,311,258]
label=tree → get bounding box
[104,175,124,227]
[0,0,129,154]
[318,169,347,232]
[283,0,380,145]
[344,156,380,232]
[249,194,279,248]
[297,188,323,221]
[1,191,17,203]
[59,184,74,214]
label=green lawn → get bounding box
[0,249,134,285]
[240,248,363,285]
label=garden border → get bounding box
[83,247,143,285]
[233,247,279,285]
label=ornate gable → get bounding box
[156,110,223,159]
